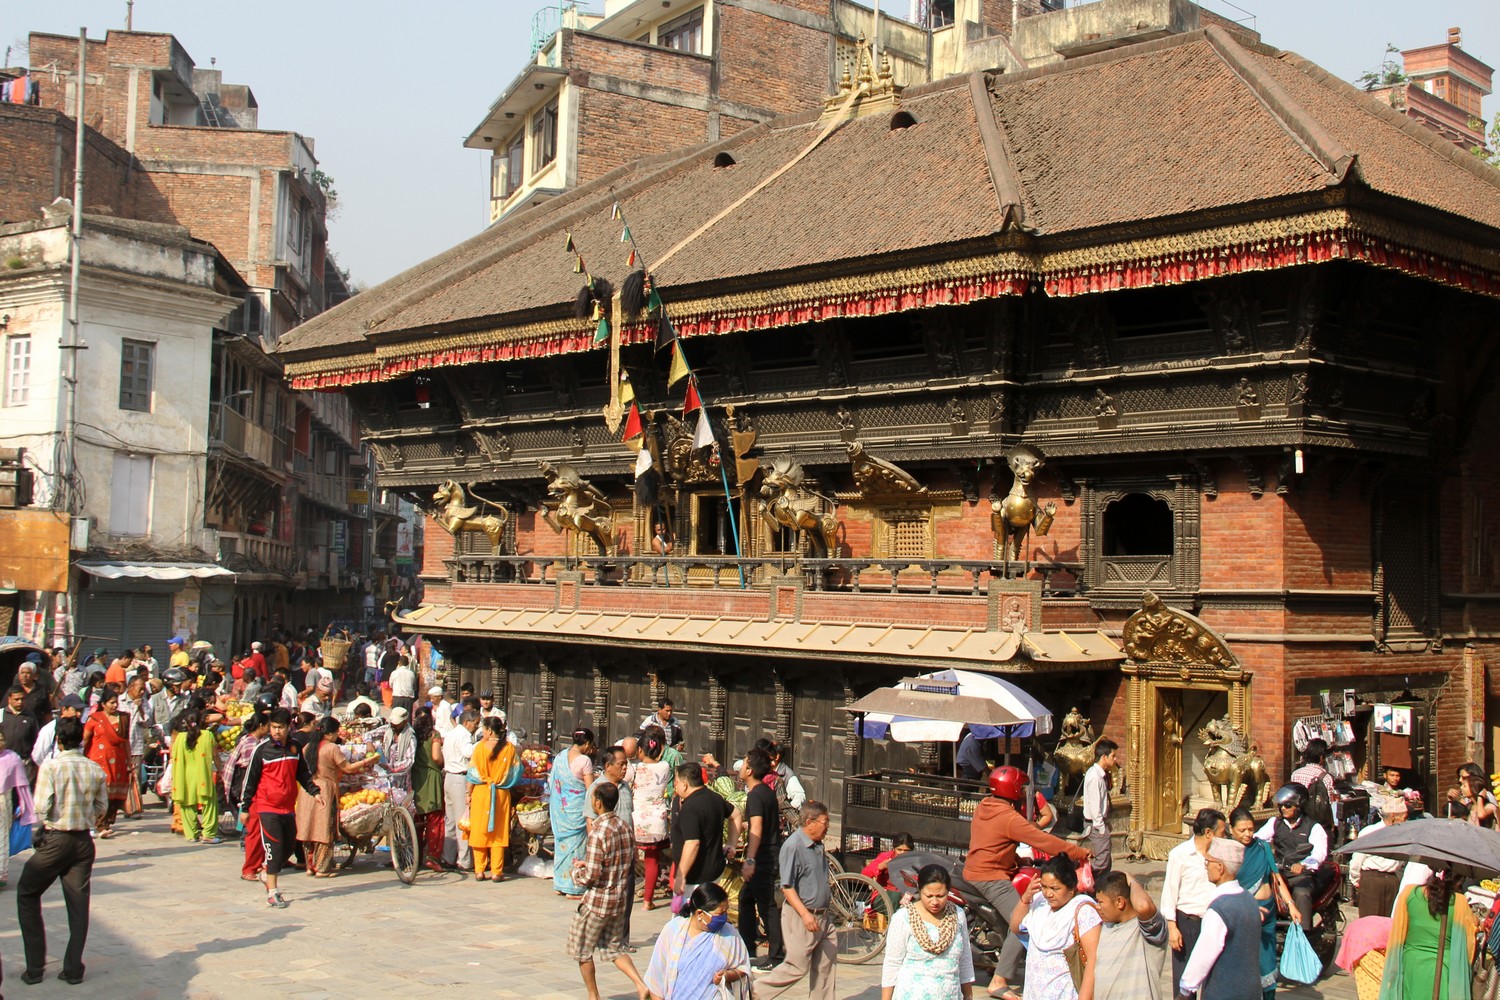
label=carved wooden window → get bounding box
[1373,484,1439,651]
[878,507,932,560]
[1082,476,1200,609]
[693,493,732,555]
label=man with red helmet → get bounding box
[965,764,1092,1000]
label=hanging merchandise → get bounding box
[1292,715,1353,753]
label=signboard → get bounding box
[172,592,199,642]
[347,489,370,505]
[332,520,348,570]
[395,521,414,566]
[0,509,70,592]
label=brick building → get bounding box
[279,7,1500,854]
[1366,26,1493,150]
[470,0,1111,221]
[0,29,392,654]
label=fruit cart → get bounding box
[333,742,419,883]
[511,744,554,860]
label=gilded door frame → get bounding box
[1120,591,1251,861]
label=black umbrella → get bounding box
[1333,817,1500,880]
[1334,817,1500,1000]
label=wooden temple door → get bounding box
[1151,689,1184,833]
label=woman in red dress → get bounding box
[82,688,131,837]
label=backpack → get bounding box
[1299,777,1335,836]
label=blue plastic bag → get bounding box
[9,813,33,856]
[1279,921,1321,985]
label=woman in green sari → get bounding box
[171,708,221,843]
[1229,807,1298,1000]
[1380,870,1477,1000]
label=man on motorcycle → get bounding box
[1253,784,1331,932]
[965,765,1092,1000]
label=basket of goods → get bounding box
[223,701,254,722]
[519,746,553,782]
[516,797,551,835]
[319,630,352,673]
[338,788,388,838]
[215,724,243,754]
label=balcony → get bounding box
[447,553,1083,597]
[298,470,352,514]
[216,530,298,578]
[208,403,289,472]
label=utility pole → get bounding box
[126,1,134,30]
[62,28,86,517]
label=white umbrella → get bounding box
[923,668,1053,737]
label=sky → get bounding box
[15,1,1499,289]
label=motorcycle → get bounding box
[889,850,1036,970]
[1274,859,1345,978]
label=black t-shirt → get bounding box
[745,783,780,864]
[672,787,732,884]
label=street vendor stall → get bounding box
[332,720,419,883]
[511,744,554,861]
[840,674,1050,867]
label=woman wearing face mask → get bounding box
[644,882,751,1000]
[881,863,975,1000]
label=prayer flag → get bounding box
[573,255,585,274]
[622,403,643,441]
[611,202,623,221]
[620,226,632,243]
[683,381,702,416]
[667,341,690,387]
[646,285,663,314]
[594,315,610,344]
[634,446,654,478]
[619,372,635,406]
[626,247,637,268]
[693,410,714,449]
[563,232,575,253]
[657,314,677,353]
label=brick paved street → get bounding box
[0,806,1357,1000]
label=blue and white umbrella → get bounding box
[849,670,1051,743]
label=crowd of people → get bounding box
[2,633,1496,999]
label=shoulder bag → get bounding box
[1064,900,1100,990]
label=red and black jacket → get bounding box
[242,737,318,814]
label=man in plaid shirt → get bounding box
[568,782,649,1000]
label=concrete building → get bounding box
[0,209,243,653]
[1366,26,1494,150]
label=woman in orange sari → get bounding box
[82,689,131,837]
[466,717,518,882]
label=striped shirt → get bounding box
[34,748,107,832]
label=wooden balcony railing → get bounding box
[446,554,1084,598]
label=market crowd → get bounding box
[0,632,1495,1000]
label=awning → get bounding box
[75,562,235,582]
[394,603,1123,673]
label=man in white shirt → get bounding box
[1255,784,1329,932]
[639,699,684,750]
[301,678,335,718]
[1160,808,1225,994]
[1082,737,1120,878]
[388,658,418,717]
[345,683,383,720]
[1179,838,1261,999]
[432,687,456,735]
[1350,796,1410,918]
[441,709,480,870]
[31,695,85,768]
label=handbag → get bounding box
[9,811,32,855]
[1063,901,1099,990]
[1279,921,1321,984]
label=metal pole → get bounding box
[872,0,881,75]
[63,28,86,517]
[715,444,746,589]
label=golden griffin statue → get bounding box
[538,461,615,556]
[431,480,507,553]
[991,444,1056,576]
[760,456,838,557]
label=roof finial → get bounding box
[821,33,903,122]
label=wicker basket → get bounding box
[320,636,352,673]
[517,805,551,836]
[1353,949,1386,1000]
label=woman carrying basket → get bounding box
[467,717,519,882]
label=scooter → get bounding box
[889,850,1037,969]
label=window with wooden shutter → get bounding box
[119,339,154,412]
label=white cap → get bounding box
[428,686,444,697]
[251,641,263,650]
[389,708,409,725]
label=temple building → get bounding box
[276,11,1500,856]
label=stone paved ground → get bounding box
[0,805,1358,1000]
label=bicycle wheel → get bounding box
[828,872,894,964]
[389,806,419,885]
